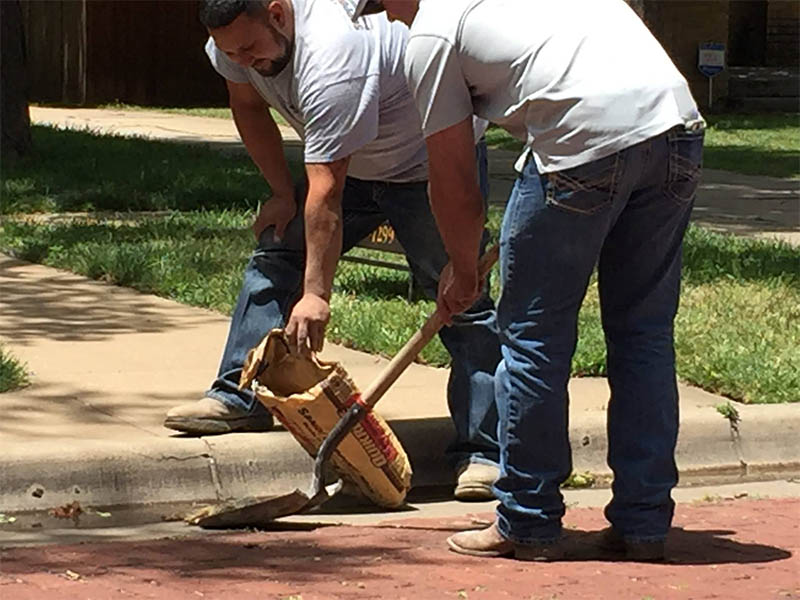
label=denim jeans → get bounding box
[492,126,704,545]
[207,141,501,467]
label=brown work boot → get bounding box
[454,463,499,501]
[597,527,666,562]
[164,397,274,435]
[447,522,563,561]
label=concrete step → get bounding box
[727,97,800,112]
[727,67,800,111]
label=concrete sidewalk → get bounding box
[1,254,799,517]
[30,106,800,246]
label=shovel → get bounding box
[187,245,499,528]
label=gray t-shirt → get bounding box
[206,0,427,182]
[405,0,701,173]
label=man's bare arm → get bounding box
[425,116,486,319]
[285,157,350,353]
[302,159,350,300]
[227,79,296,239]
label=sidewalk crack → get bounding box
[200,439,224,501]
[156,453,211,462]
[727,410,748,474]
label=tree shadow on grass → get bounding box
[681,225,800,285]
[703,146,800,180]
[2,126,306,214]
[333,263,417,301]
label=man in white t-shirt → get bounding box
[164,0,502,501]
[350,0,704,560]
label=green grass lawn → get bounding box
[0,346,30,393]
[486,113,800,179]
[701,113,800,178]
[2,126,798,404]
[1,125,304,214]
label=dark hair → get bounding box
[360,1,385,17]
[198,0,264,29]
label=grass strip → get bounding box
[0,346,30,393]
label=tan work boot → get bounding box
[447,522,514,557]
[164,397,274,435]
[447,522,563,561]
[454,462,499,501]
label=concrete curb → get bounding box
[3,404,799,516]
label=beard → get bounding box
[253,27,293,77]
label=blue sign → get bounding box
[698,43,726,78]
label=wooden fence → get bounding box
[767,0,800,66]
[21,0,227,106]
[21,0,799,107]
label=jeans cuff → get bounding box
[496,514,561,546]
[453,455,500,472]
[205,389,258,414]
[451,452,500,471]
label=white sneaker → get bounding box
[454,463,499,501]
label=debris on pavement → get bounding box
[49,501,83,524]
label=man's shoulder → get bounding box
[411,0,474,43]
[294,15,379,94]
[296,0,362,47]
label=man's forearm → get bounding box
[303,188,342,301]
[303,161,349,300]
[429,169,484,273]
[231,104,295,198]
[426,119,486,273]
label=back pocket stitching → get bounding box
[545,153,619,215]
[667,133,702,204]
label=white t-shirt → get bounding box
[405,0,701,174]
[206,0,427,182]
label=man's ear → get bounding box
[265,0,287,29]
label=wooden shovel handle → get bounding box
[359,245,500,411]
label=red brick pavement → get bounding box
[1,498,798,600]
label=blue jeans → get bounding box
[208,143,500,467]
[493,126,704,545]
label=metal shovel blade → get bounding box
[186,480,343,529]
[187,490,312,529]
[187,403,365,529]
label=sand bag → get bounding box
[239,330,412,508]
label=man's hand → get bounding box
[288,157,349,355]
[253,193,297,242]
[437,260,480,324]
[285,292,331,354]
